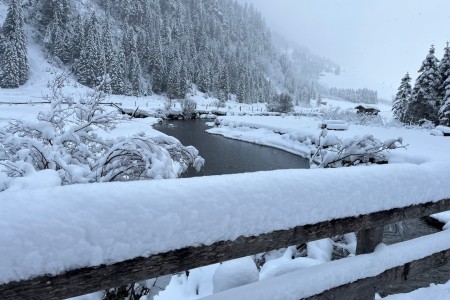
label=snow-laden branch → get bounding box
[311,129,406,168]
[0,76,203,190]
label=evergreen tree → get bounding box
[45,11,66,62]
[438,43,450,126]
[406,46,441,124]
[218,64,230,101]
[439,42,450,99]
[128,37,143,96]
[75,14,105,88]
[101,19,114,94]
[393,73,412,123]
[40,0,70,28]
[71,14,84,61]
[1,0,28,88]
[151,34,167,93]
[110,48,127,95]
[439,77,450,126]
[167,49,189,99]
[0,40,20,88]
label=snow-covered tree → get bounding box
[71,14,85,61]
[128,37,143,96]
[75,14,105,88]
[392,73,412,123]
[110,48,127,95]
[438,42,450,99]
[151,39,167,93]
[39,0,71,28]
[438,43,450,126]
[439,77,450,126]
[405,46,441,124]
[0,40,20,88]
[0,0,29,88]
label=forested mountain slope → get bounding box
[0,0,337,104]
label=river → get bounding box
[154,119,310,177]
[154,119,449,296]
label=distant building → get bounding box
[355,105,380,115]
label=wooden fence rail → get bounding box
[1,198,449,300]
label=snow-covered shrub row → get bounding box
[321,107,387,126]
[0,78,203,191]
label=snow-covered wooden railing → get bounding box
[0,162,450,299]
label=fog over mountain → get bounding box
[238,0,450,99]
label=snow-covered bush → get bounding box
[180,98,197,117]
[266,93,294,113]
[321,107,385,126]
[311,129,405,168]
[0,75,203,190]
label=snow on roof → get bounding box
[0,162,449,284]
[355,105,380,110]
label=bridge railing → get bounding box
[0,163,449,299]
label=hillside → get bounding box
[0,0,337,105]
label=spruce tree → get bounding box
[0,40,20,88]
[40,0,70,28]
[75,14,105,88]
[393,73,412,123]
[110,48,127,95]
[151,39,167,93]
[71,15,84,61]
[167,59,181,99]
[128,37,143,96]
[439,77,450,126]
[438,43,450,100]
[102,19,115,93]
[406,46,441,124]
[1,0,28,87]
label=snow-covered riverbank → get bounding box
[209,115,450,164]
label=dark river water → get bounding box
[154,119,310,177]
[154,119,449,296]
[381,219,450,295]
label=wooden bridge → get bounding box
[0,163,449,299]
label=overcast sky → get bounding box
[238,0,450,99]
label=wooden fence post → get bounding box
[355,226,384,299]
[356,226,384,255]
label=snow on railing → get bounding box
[0,162,450,299]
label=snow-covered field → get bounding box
[0,23,449,300]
